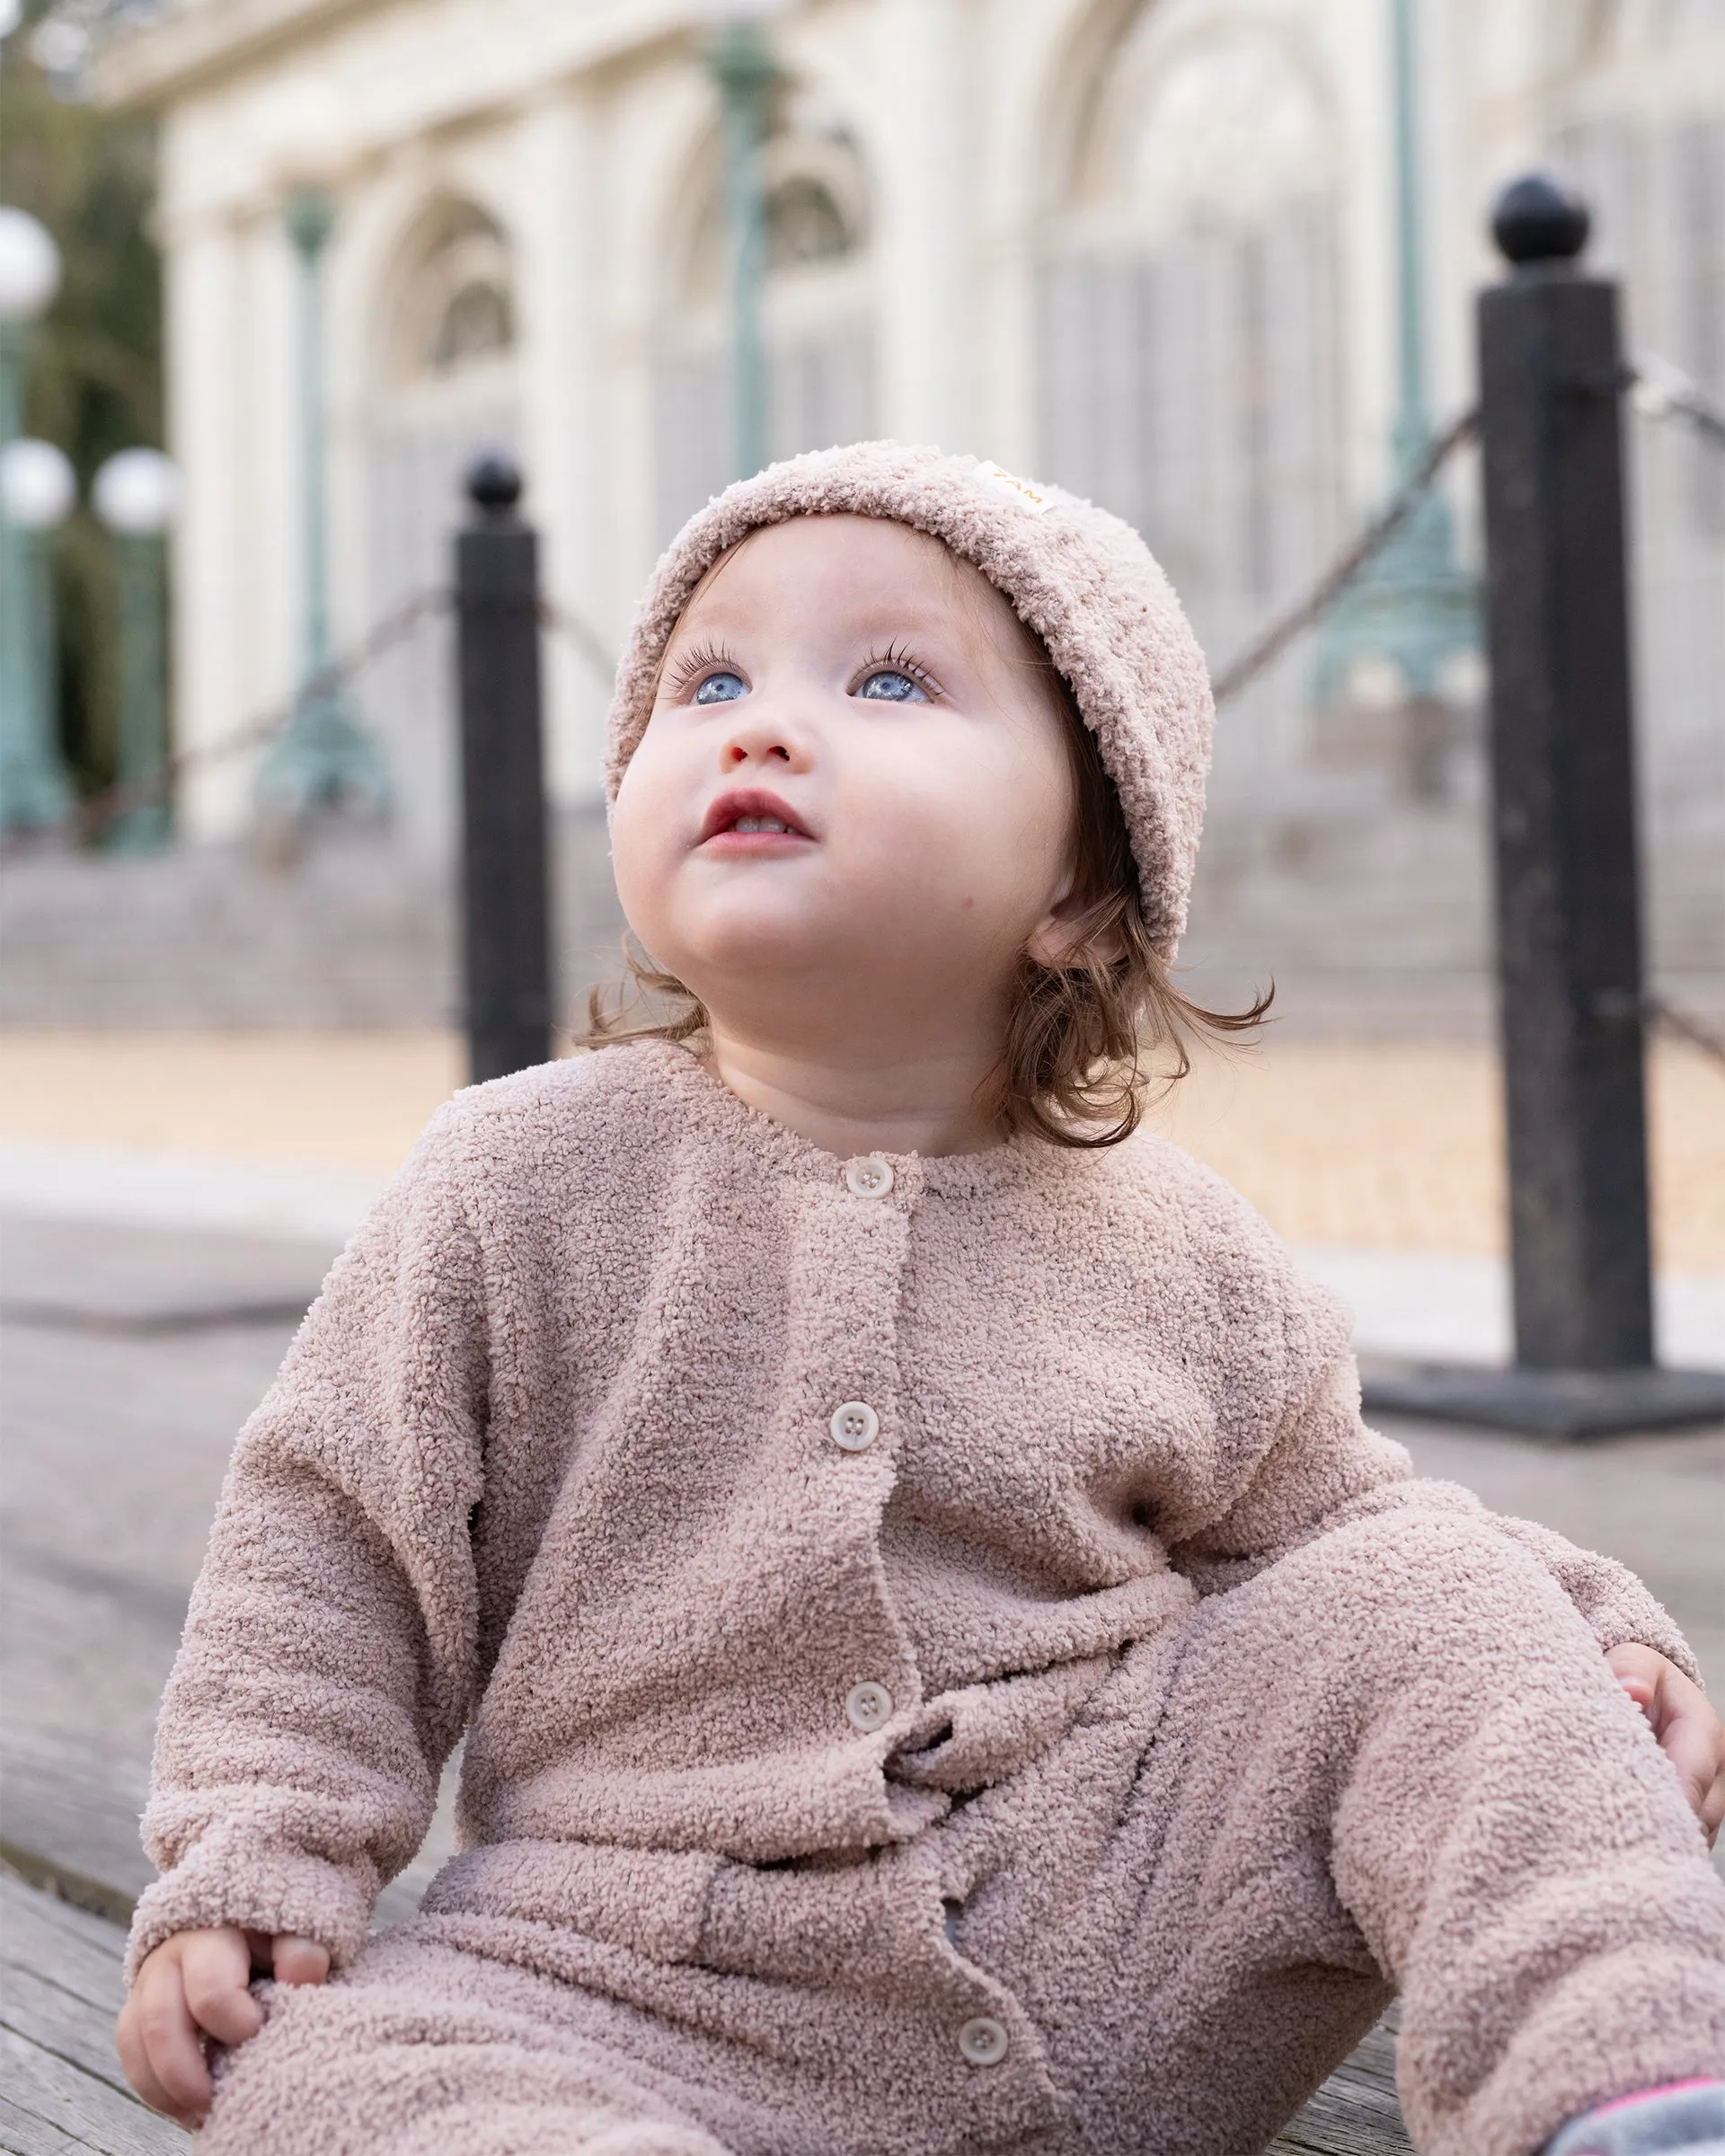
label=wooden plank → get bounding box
[3,1961,139,2101]
[0,2090,89,2156]
[1,1879,136,2018]
[1268,2011,1412,2156]
[0,1878,189,2156]
[0,2030,187,2156]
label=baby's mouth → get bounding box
[698,790,817,846]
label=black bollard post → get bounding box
[1484,173,1655,1378]
[1362,174,1722,1438]
[455,451,553,1085]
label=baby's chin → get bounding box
[659,897,897,996]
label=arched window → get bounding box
[431,276,513,372]
[1037,14,1346,786]
[654,122,874,542]
[768,174,853,270]
[385,200,516,384]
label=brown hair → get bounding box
[584,634,1269,1149]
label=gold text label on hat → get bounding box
[975,461,1055,515]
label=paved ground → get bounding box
[2,1029,1722,1266]
[4,1029,1721,1370]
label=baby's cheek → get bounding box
[608,779,679,941]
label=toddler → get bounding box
[119,444,1725,2156]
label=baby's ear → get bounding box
[1025,896,1126,971]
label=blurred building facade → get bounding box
[75,0,1722,1028]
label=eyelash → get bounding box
[664,641,943,700]
[665,641,744,699]
[851,644,942,699]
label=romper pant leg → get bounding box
[198,1931,733,2156]
[942,1507,1725,2156]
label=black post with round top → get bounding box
[1478,172,1653,1388]
[1360,173,1723,1436]
[455,450,554,1085]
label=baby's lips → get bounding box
[697,786,817,843]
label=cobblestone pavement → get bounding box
[2,1029,1721,1265]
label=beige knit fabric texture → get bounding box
[604,442,1214,955]
[132,1046,1725,2156]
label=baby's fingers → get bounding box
[270,1933,331,1986]
[115,2003,193,2130]
[181,1929,265,2046]
[1676,1723,1725,1847]
[1664,1721,1723,1846]
[1614,1654,1725,1847]
[119,1957,214,2125]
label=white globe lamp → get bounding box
[93,447,180,535]
[0,208,62,325]
[1,437,76,529]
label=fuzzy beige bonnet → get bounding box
[604,440,1215,955]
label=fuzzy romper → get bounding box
[128,446,1725,2156]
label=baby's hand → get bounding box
[1607,1643,1725,1847]
[117,1925,329,2125]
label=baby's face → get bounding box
[612,515,1079,1046]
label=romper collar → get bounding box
[629,1038,1093,1206]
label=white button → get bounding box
[845,1681,893,1732]
[958,2016,1009,2067]
[844,1154,895,1198]
[828,1401,880,1453]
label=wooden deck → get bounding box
[2,1874,185,2156]
[0,1868,1411,2154]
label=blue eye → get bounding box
[855,668,927,704]
[694,670,748,704]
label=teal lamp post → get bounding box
[700,4,789,482]
[255,187,388,827]
[0,204,75,835]
[94,446,179,851]
[0,437,77,834]
[1314,0,1476,769]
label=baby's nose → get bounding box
[720,709,807,770]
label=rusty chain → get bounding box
[1208,407,1480,708]
[1628,353,1725,452]
[1643,996,1725,1068]
[2,587,616,853]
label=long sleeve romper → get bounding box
[128,1042,1725,2156]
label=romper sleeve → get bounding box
[125,1102,490,1981]
[1159,1210,1702,1686]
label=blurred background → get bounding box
[1,0,1721,1029]
[1,0,1721,1940]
